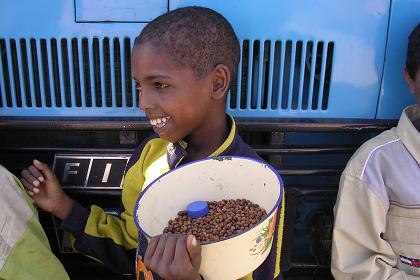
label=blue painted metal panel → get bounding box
[0,1,146,38]
[170,0,391,118]
[75,0,167,22]
[376,0,420,119]
[0,0,392,118]
[0,0,145,117]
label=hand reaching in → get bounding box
[21,159,73,220]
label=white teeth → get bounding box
[149,116,171,128]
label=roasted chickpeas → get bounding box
[163,199,267,243]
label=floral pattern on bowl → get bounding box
[249,211,277,256]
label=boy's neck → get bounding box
[183,112,229,162]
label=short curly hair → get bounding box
[406,23,420,80]
[135,6,240,81]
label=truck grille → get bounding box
[0,38,334,117]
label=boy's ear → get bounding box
[403,67,416,94]
[211,64,230,100]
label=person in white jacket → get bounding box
[331,23,420,280]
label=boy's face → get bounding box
[131,43,214,143]
[404,68,420,105]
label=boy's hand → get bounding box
[20,159,73,220]
[144,234,202,280]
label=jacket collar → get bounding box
[166,115,238,169]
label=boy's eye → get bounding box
[135,82,142,93]
[154,82,169,89]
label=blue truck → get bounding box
[1,0,419,279]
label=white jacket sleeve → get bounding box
[331,174,420,280]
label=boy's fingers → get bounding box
[186,235,201,270]
[144,235,161,266]
[21,177,40,194]
[33,159,53,181]
[21,169,39,187]
[173,236,193,274]
[150,234,169,266]
[173,236,188,262]
[21,177,34,192]
[161,235,177,263]
[28,165,44,182]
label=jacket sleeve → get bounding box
[331,174,420,280]
[59,137,157,274]
[59,201,137,274]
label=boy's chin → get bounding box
[157,133,181,144]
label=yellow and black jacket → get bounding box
[60,116,284,279]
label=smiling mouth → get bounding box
[149,116,171,129]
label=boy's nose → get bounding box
[138,90,154,111]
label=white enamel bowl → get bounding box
[134,156,283,280]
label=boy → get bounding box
[21,7,284,279]
[331,23,420,279]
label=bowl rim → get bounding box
[133,155,284,244]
